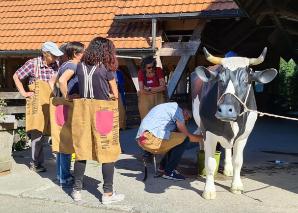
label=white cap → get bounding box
[41,41,64,57]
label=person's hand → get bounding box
[67,94,80,100]
[189,134,203,143]
[22,91,34,98]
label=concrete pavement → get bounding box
[0,118,298,213]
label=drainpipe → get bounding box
[152,18,157,51]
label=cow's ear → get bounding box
[251,68,277,84]
[194,66,216,82]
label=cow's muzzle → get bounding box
[215,104,237,122]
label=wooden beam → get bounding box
[167,21,205,99]
[4,106,25,114]
[159,41,200,56]
[125,59,140,92]
[167,55,192,98]
[265,0,296,57]
[0,92,24,99]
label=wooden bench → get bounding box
[0,92,25,128]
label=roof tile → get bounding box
[0,0,238,51]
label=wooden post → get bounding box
[167,21,206,99]
[126,59,139,92]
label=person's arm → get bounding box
[150,77,166,93]
[150,68,166,93]
[139,81,151,95]
[176,120,203,143]
[48,73,57,92]
[13,73,33,97]
[58,69,75,99]
[109,79,119,99]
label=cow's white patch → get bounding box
[192,95,201,129]
[205,131,232,149]
[222,57,249,71]
[236,111,258,141]
[224,80,235,95]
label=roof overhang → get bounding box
[115,9,244,21]
[0,50,40,58]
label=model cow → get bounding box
[191,47,277,199]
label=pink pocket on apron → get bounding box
[138,133,147,145]
[55,105,69,126]
[95,110,114,135]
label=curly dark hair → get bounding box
[82,37,118,71]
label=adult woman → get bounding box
[69,37,124,204]
[138,56,166,120]
[49,41,84,187]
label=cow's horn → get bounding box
[203,47,222,65]
[249,47,267,65]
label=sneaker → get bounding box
[71,189,82,202]
[102,191,125,205]
[158,165,165,174]
[29,162,46,173]
[162,170,185,181]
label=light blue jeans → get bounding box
[56,153,71,183]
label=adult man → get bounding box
[136,102,202,180]
[13,41,63,172]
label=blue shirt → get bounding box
[56,61,79,96]
[136,102,184,140]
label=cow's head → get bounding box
[195,47,277,122]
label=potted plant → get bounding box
[0,98,16,174]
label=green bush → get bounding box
[277,58,298,111]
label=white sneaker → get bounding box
[102,191,125,205]
[71,189,82,202]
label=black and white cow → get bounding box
[191,47,277,199]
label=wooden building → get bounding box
[0,0,297,125]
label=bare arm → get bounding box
[48,73,57,92]
[150,78,166,93]
[13,73,33,97]
[109,79,119,99]
[58,69,75,98]
[176,120,203,143]
[139,81,151,95]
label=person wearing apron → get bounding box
[13,41,63,172]
[137,56,166,120]
[70,37,125,205]
[49,42,84,187]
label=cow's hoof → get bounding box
[230,185,244,194]
[202,191,216,200]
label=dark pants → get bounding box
[160,138,189,174]
[73,160,114,193]
[30,130,47,166]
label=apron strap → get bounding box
[82,63,97,99]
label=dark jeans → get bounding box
[160,137,189,174]
[73,160,114,193]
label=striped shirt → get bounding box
[15,56,58,84]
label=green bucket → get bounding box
[198,150,221,176]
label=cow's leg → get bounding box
[230,139,247,194]
[202,132,217,200]
[223,148,233,177]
